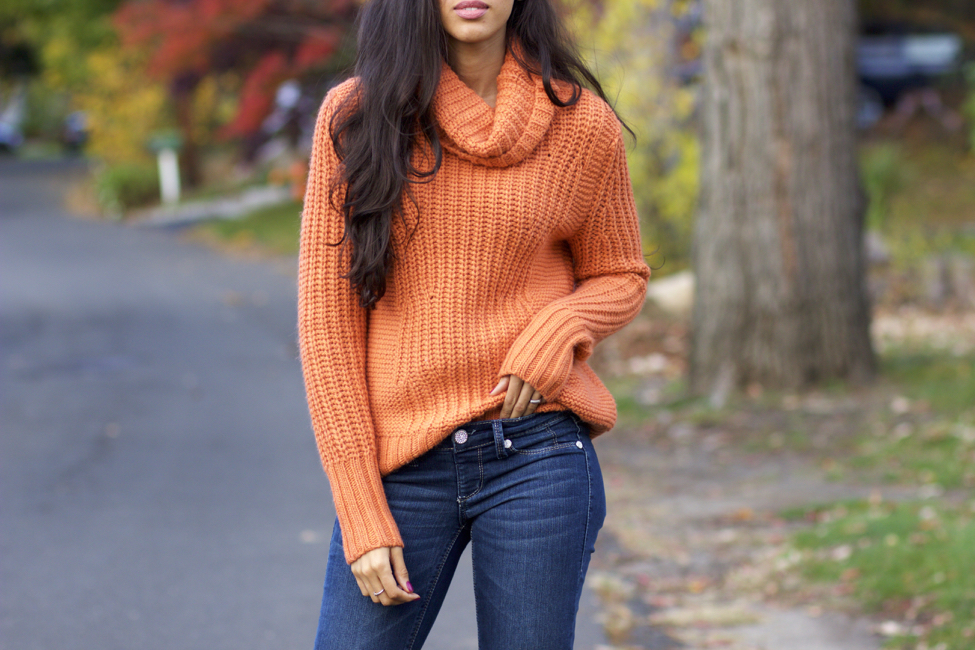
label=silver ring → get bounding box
[529,398,542,404]
[372,588,385,596]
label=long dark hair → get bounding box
[327,0,629,309]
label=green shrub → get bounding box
[94,162,159,217]
[22,81,71,140]
[861,143,906,232]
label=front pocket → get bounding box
[507,419,582,455]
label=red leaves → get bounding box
[218,26,340,138]
[219,51,286,138]
[114,0,274,78]
[294,28,339,70]
[113,0,353,138]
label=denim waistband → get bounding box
[433,409,576,450]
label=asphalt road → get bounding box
[0,159,607,650]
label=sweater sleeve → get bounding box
[496,116,651,400]
[297,84,404,565]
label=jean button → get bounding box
[504,438,512,448]
[575,440,584,449]
[454,429,468,444]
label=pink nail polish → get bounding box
[406,581,413,593]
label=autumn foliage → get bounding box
[112,0,355,139]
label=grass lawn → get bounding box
[844,352,975,489]
[189,200,303,256]
[783,498,975,649]
[794,350,975,649]
[766,346,975,650]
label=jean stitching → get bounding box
[493,421,505,460]
[544,421,560,445]
[457,448,485,501]
[575,417,593,590]
[451,414,574,452]
[511,443,579,455]
[406,525,467,650]
[510,419,581,455]
[454,441,497,453]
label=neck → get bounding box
[446,31,507,108]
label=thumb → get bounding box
[389,546,416,595]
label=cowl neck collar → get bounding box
[432,41,558,168]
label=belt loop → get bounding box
[492,420,508,459]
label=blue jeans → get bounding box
[312,409,607,650]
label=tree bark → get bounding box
[691,0,875,400]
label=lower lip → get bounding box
[455,6,488,19]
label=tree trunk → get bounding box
[172,76,202,189]
[691,0,875,400]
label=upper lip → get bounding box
[455,0,488,9]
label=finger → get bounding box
[353,574,369,598]
[511,379,536,418]
[390,547,417,596]
[376,565,414,606]
[500,375,523,418]
[354,552,388,604]
[352,549,385,601]
[525,389,543,415]
[361,566,392,605]
[363,573,384,604]
[358,549,415,606]
[489,375,509,396]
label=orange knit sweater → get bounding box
[298,44,651,564]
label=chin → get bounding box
[451,28,498,44]
[445,22,505,44]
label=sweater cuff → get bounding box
[323,456,404,565]
[497,305,594,400]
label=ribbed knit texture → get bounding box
[298,43,651,564]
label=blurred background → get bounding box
[1,0,974,649]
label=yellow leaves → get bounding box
[72,47,168,165]
[39,33,76,89]
[566,0,700,269]
[685,577,708,593]
[731,507,755,522]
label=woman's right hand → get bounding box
[351,546,421,606]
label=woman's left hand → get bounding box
[490,375,544,418]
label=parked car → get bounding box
[857,27,964,130]
[858,30,963,106]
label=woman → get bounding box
[297,0,651,646]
